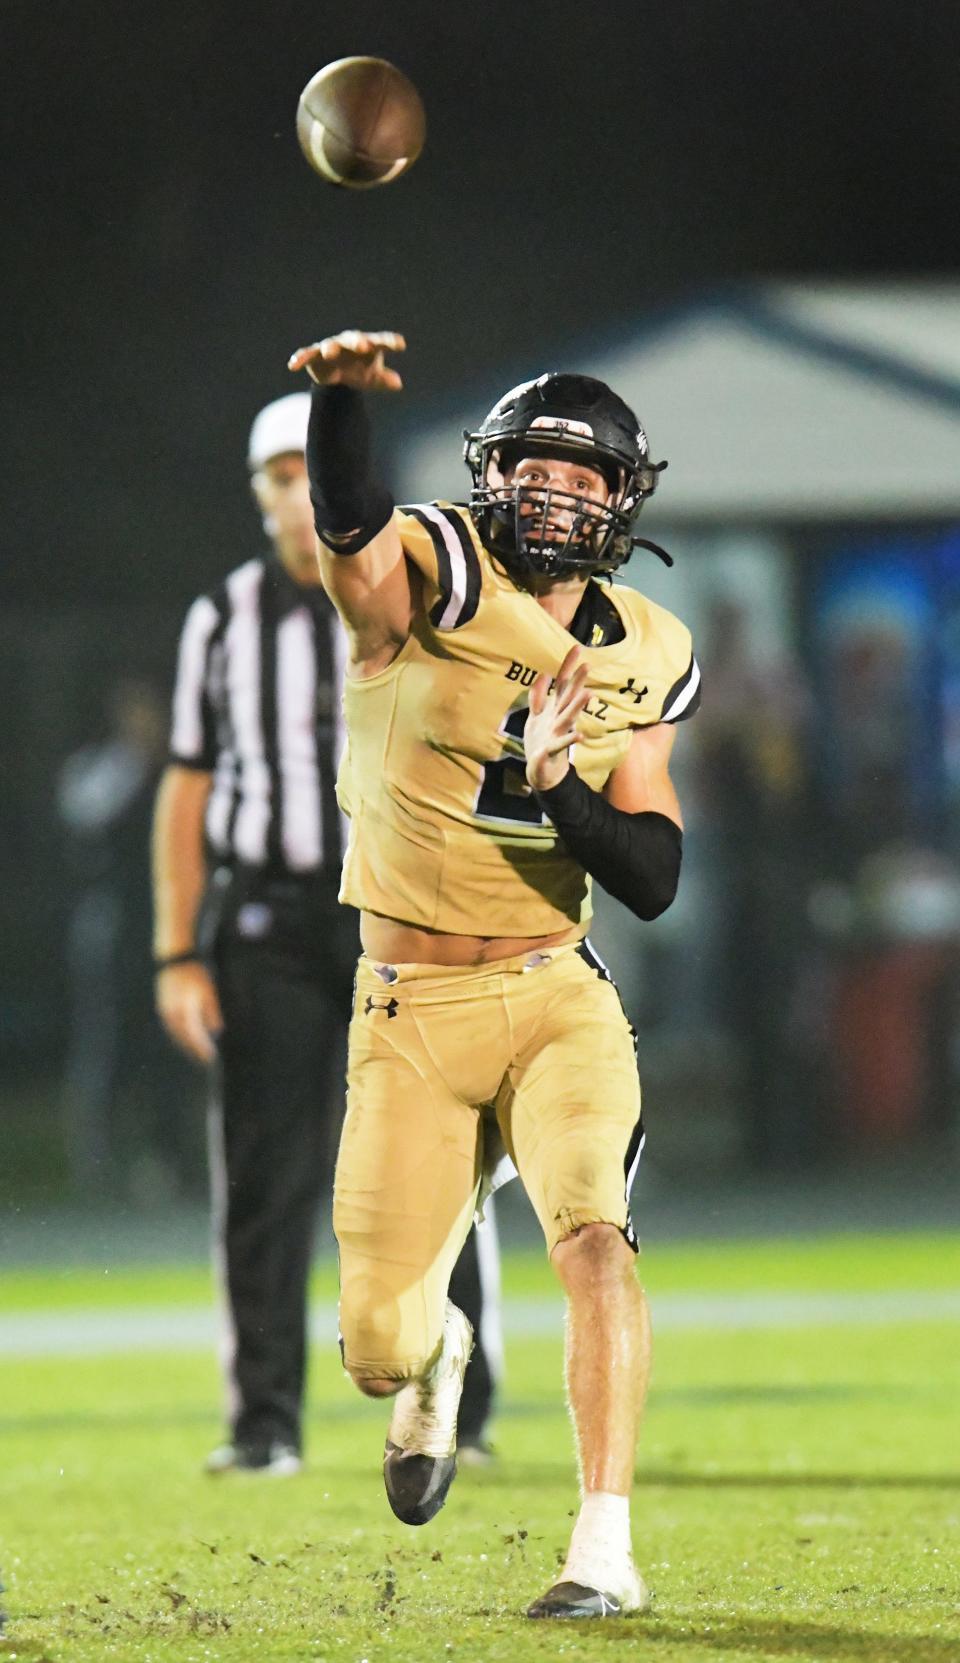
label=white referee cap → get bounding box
[247,392,311,471]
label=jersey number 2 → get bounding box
[475,706,547,826]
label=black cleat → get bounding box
[383,1440,458,1525]
[526,1580,626,1619]
[382,1301,473,1526]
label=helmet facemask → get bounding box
[463,374,664,581]
[475,441,648,579]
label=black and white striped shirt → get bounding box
[169,555,346,874]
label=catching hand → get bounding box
[524,645,591,793]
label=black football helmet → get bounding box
[463,373,666,579]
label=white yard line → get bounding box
[2,1290,959,1359]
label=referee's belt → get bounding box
[213,862,341,915]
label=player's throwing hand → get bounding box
[524,646,591,793]
[287,330,406,391]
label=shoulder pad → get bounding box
[612,586,701,723]
[397,502,483,631]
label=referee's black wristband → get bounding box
[153,950,201,973]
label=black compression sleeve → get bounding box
[306,383,394,554]
[536,766,682,921]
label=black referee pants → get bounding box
[211,902,348,1453]
[207,867,494,1454]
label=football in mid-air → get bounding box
[296,57,426,189]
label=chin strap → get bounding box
[631,536,674,567]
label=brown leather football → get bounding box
[296,57,426,189]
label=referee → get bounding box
[152,393,497,1474]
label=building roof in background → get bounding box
[399,283,960,521]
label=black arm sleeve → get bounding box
[306,383,394,554]
[535,766,682,921]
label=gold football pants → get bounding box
[333,939,644,1381]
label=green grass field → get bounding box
[2,1232,959,1663]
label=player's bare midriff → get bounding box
[360,911,585,967]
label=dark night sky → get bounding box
[3,0,958,612]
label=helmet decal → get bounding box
[529,415,595,439]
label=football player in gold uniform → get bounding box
[288,330,700,1619]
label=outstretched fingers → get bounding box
[524,650,594,787]
[287,330,406,390]
[339,330,406,354]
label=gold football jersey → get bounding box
[337,503,699,936]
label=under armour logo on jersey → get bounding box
[364,995,399,1018]
[619,678,649,703]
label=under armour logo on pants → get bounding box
[364,995,399,1018]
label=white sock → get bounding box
[566,1491,632,1572]
[561,1493,649,1609]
